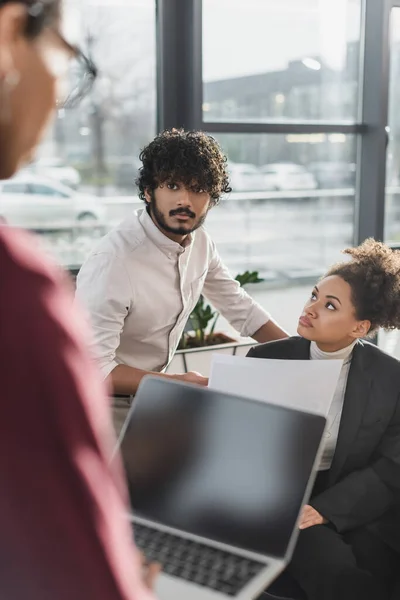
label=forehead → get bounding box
[317,275,353,303]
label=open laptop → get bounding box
[115,377,326,600]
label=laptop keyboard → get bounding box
[133,522,266,596]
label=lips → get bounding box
[170,210,196,219]
[174,214,191,220]
[299,315,313,328]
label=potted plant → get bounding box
[167,271,263,375]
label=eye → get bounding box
[167,183,179,191]
[310,292,317,301]
[326,302,336,311]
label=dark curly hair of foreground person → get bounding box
[136,129,232,205]
[326,238,400,333]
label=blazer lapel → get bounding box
[329,341,373,482]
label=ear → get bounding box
[351,320,371,340]
[144,189,151,204]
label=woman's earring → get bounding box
[0,69,20,123]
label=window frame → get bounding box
[156,0,394,246]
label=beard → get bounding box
[148,192,208,236]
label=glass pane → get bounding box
[385,6,400,245]
[203,132,356,332]
[202,0,362,123]
[382,6,400,358]
[6,0,156,267]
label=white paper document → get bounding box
[209,354,343,417]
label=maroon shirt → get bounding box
[0,226,154,600]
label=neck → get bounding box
[315,339,356,353]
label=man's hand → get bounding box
[140,553,161,590]
[299,505,327,530]
[174,371,209,387]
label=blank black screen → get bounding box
[120,378,325,557]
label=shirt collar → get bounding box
[138,208,194,257]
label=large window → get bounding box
[2,0,398,342]
[203,0,362,123]
[200,0,363,334]
[385,5,400,244]
[381,3,400,357]
[207,133,356,280]
[2,0,156,267]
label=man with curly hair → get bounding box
[76,129,287,403]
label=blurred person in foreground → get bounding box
[249,239,400,600]
[76,129,288,403]
[0,1,158,598]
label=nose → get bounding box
[304,300,317,318]
[176,188,192,207]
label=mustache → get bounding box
[170,208,196,218]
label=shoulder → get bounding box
[0,226,68,304]
[0,227,94,370]
[248,336,309,359]
[91,211,146,258]
[78,212,147,281]
[194,226,215,251]
[358,339,400,377]
[195,227,233,274]
[186,227,219,276]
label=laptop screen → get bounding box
[119,377,325,558]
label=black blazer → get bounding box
[247,336,400,552]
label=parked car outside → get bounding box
[228,162,266,192]
[0,174,106,228]
[307,161,356,189]
[28,157,81,189]
[260,162,318,191]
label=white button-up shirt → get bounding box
[76,208,270,378]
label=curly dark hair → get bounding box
[325,238,400,332]
[136,129,232,206]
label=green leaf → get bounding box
[235,270,264,286]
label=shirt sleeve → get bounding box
[76,252,133,378]
[0,229,153,600]
[202,240,270,338]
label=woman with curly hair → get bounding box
[76,128,288,404]
[249,239,400,600]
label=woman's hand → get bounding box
[299,505,328,530]
[140,553,162,590]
